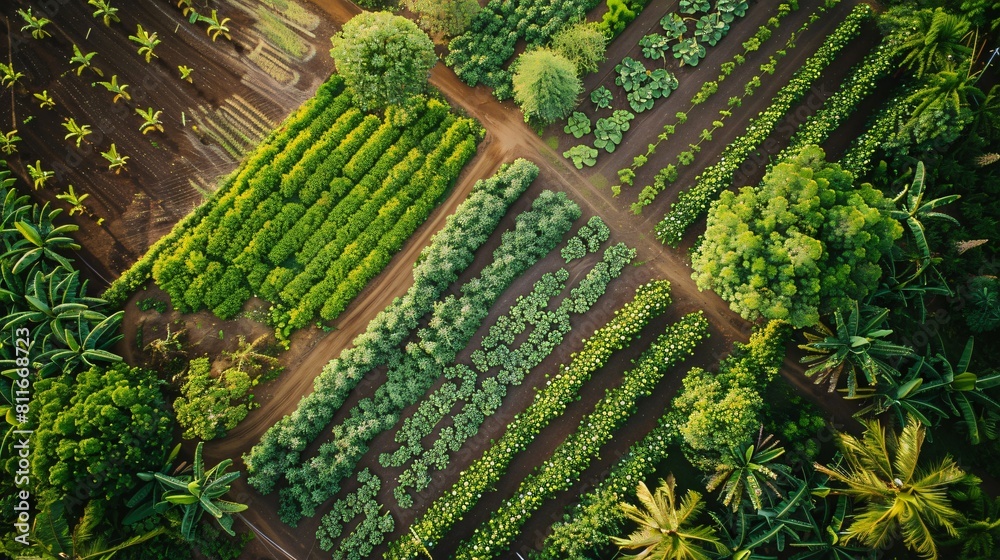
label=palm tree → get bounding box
[62,118,93,148]
[88,0,120,26]
[200,10,232,42]
[142,441,249,540]
[96,75,131,103]
[799,301,917,396]
[26,161,54,190]
[56,184,89,216]
[814,415,977,559]
[706,430,791,512]
[33,90,55,110]
[101,144,129,174]
[907,66,984,123]
[33,500,164,559]
[136,107,164,134]
[178,64,194,83]
[889,7,974,77]
[0,129,20,155]
[889,161,960,287]
[70,44,103,77]
[129,24,162,63]
[0,62,24,89]
[613,474,728,560]
[17,8,52,40]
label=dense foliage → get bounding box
[692,145,901,328]
[405,0,481,37]
[329,12,437,110]
[150,76,480,337]
[173,357,256,441]
[512,49,581,125]
[30,364,173,504]
[244,160,537,494]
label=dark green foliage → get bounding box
[137,297,167,313]
[966,276,1000,333]
[173,357,256,440]
[30,364,174,504]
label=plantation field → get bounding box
[3,0,963,558]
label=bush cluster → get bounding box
[315,469,393,559]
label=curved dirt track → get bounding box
[199,0,875,557]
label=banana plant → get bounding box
[139,441,249,540]
[136,107,164,134]
[96,75,131,103]
[62,118,93,148]
[70,44,103,77]
[33,90,55,110]
[26,161,54,190]
[0,62,24,89]
[129,24,161,63]
[34,310,124,376]
[199,10,232,41]
[889,161,960,288]
[88,0,120,26]
[17,8,52,40]
[56,185,89,216]
[33,500,164,559]
[0,130,21,155]
[101,144,129,174]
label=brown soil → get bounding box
[6,0,882,558]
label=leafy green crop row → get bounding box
[386,280,675,559]
[655,4,873,246]
[277,190,581,524]
[244,159,538,495]
[315,468,393,559]
[454,312,708,558]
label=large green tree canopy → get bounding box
[512,48,581,126]
[692,145,902,328]
[329,11,437,111]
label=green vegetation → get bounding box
[512,49,581,125]
[330,12,437,111]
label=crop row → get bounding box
[392,243,635,508]
[152,82,481,333]
[386,280,675,559]
[277,190,581,524]
[315,468,393,560]
[840,91,908,176]
[100,77,346,305]
[626,0,812,209]
[453,312,709,558]
[656,3,873,246]
[561,216,610,261]
[537,418,674,559]
[778,40,895,162]
[244,159,539,495]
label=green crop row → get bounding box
[656,4,873,246]
[536,419,674,559]
[243,159,538,495]
[315,468,393,559]
[454,312,709,558]
[276,191,581,524]
[386,280,675,559]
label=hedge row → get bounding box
[100,77,347,305]
[454,312,709,559]
[392,243,634,508]
[655,4,873,246]
[277,191,581,524]
[386,280,675,559]
[244,159,539,495]
[536,419,674,559]
[152,89,481,334]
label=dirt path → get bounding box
[193,0,877,557]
